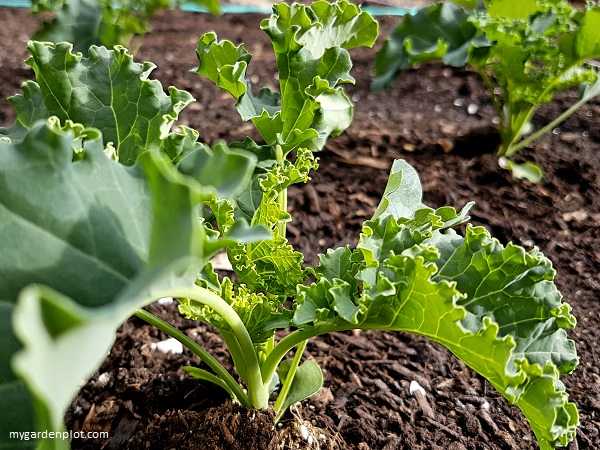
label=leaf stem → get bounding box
[134,308,251,407]
[154,285,270,409]
[273,339,308,414]
[476,68,504,127]
[275,144,287,238]
[221,329,251,386]
[500,105,537,157]
[262,324,350,385]
[506,91,596,156]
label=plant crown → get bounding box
[0,2,578,450]
[373,0,600,181]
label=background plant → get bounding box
[30,0,220,54]
[373,0,600,182]
[0,2,579,450]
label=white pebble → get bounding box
[467,103,479,114]
[151,338,183,355]
[96,372,111,387]
[482,401,491,410]
[157,297,174,305]
[409,380,426,397]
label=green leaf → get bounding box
[294,159,578,448]
[0,121,150,305]
[310,246,359,290]
[4,41,194,165]
[227,236,305,298]
[371,159,427,220]
[0,119,244,447]
[263,0,379,56]
[177,141,258,198]
[193,32,281,127]
[260,0,377,153]
[501,158,544,182]
[580,76,600,103]
[223,148,318,296]
[275,360,323,422]
[33,0,104,55]
[195,0,378,155]
[430,226,577,371]
[0,81,49,142]
[31,0,66,13]
[0,303,36,449]
[559,6,600,66]
[485,0,541,19]
[372,159,473,229]
[354,219,578,448]
[194,32,253,101]
[31,0,220,53]
[427,226,578,447]
[299,247,362,324]
[373,2,488,91]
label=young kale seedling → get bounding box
[373,0,600,181]
[174,0,381,416]
[0,2,579,449]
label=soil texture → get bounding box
[1,6,599,450]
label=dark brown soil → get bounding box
[1,5,599,450]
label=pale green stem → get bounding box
[473,66,530,156]
[476,68,505,126]
[275,144,287,237]
[262,324,351,385]
[500,105,537,157]
[274,339,308,414]
[221,329,251,386]
[160,286,269,409]
[134,308,251,407]
[499,63,590,157]
[506,93,596,156]
[277,188,288,237]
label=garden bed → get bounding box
[1,5,599,449]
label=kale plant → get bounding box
[30,0,220,54]
[0,2,578,450]
[373,0,600,181]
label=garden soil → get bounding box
[1,6,599,450]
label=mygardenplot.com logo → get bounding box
[9,430,109,441]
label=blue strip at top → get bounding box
[0,0,414,15]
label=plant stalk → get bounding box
[273,339,308,414]
[262,324,350,385]
[275,144,287,238]
[134,308,251,407]
[507,93,596,156]
[156,286,270,409]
